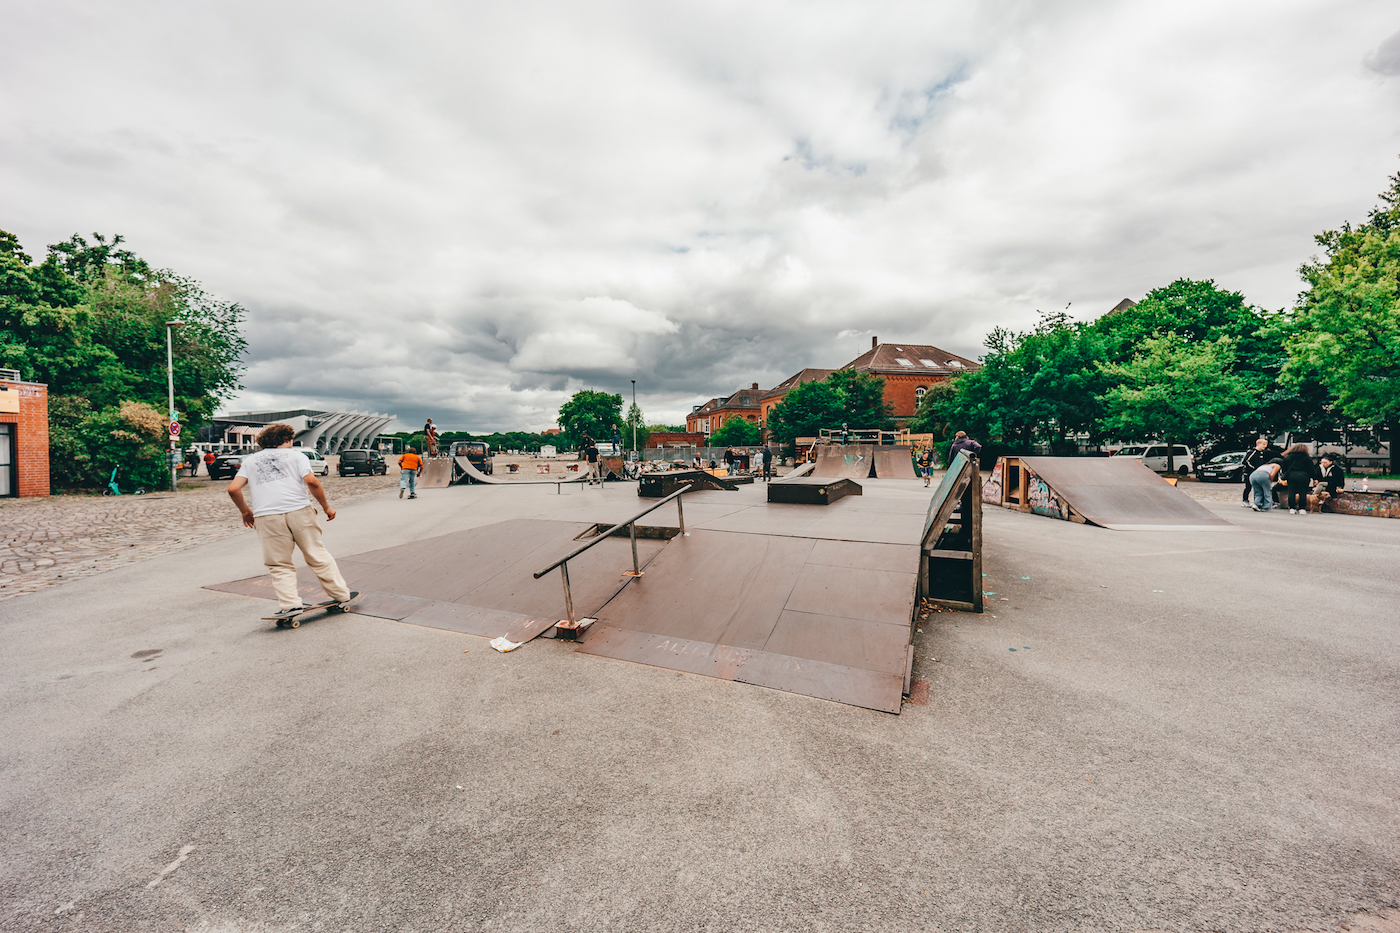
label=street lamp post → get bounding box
[165,321,185,492]
[630,379,637,455]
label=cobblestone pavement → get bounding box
[0,470,402,602]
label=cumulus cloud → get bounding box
[3,0,1399,430]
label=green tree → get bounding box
[557,389,623,447]
[708,416,761,446]
[1099,333,1253,472]
[0,230,247,489]
[766,380,844,447]
[1284,168,1400,471]
[624,402,649,450]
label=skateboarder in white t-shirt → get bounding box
[227,423,356,620]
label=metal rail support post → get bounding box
[559,560,575,624]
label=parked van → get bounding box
[1112,444,1195,475]
[451,441,493,475]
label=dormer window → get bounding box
[920,359,939,368]
[947,360,964,369]
[895,358,913,367]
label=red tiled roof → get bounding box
[760,368,835,400]
[839,343,979,374]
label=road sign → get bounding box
[169,421,181,438]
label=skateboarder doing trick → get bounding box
[227,423,356,621]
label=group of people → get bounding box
[1242,439,1346,513]
[915,431,982,486]
[184,449,215,476]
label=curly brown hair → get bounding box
[256,423,296,448]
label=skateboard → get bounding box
[264,592,360,628]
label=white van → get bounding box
[1111,444,1195,475]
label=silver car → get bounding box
[298,448,330,476]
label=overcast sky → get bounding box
[4,1,1399,431]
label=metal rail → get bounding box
[533,483,693,623]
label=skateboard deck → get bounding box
[264,593,360,628]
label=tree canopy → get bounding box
[557,389,623,447]
[707,416,761,446]
[1,230,247,489]
[767,370,892,447]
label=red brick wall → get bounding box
[0,381,50,497]
[878,372,951,422]
[646,432,707,448]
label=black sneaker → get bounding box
[272,606,307,619]
[326,591,360,613]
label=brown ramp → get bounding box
[418,459,453,488]
[873,446,917,479]
[811,445,875,479]
[454,456,588,485]
[576,529,918,713]
[1017,457,1237,531]
[208,519,666,642]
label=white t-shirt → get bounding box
[236,448,313,517]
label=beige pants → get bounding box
[254,506,351,609]
[587,461,600,482]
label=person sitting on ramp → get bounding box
[226,423,355,621]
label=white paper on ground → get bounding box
[490,636,523,653]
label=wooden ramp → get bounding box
[418,458,454,488]
[454,456,589,485]
[577,529,918,714]
[873,446,917,479]
[811,445,874,479]
[983,456,1237,531]
[207,519,665,643]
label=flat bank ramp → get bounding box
[811,445,874,479]
[455,456,588,485]
[1019,457,1236,531]
[577,529,918,713]
[208,519,665,642]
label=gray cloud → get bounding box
[3,0,1399,431]
[1366,29,1400,75]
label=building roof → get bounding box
[839,343,979,375]
[760,368,835,400]
[1106,298,1138,315]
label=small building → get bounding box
[686,383,765,436]
[210,409,398,454]
[0,369,49,497]
[539,444,558,458]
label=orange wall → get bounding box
[879,372,951,422]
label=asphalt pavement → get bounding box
[1,478,1398,932]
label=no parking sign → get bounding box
[169,420,181,439]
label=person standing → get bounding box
[423,418,439,458]
[585,437,601,484]
[1238,438,1272,508]
[186,448,201,477]
[917,447,934,487]
[398,446,423,499]
[611,423,621,453]
[1279,443,1318,514]
[226,423,356,620]
[949,431,982,461]
[760,445,773,481]
[723,447,737,474]
[203,449,215,475]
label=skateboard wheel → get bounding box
[289,618,300,628]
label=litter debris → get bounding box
[1020,576,1031,580]
[490,636,524,653]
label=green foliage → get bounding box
[557,389,623,447]
[624,402,649,450]
[0,230,247,489]
[1098,333,1253,469]
[766,370,891,446]
[1284,168,1400,468]
[708,416,761,446]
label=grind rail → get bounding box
[533,484,694,624]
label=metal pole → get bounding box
[631,379,637,455]
[560,560,575,624]
[676,495,686,536]
[166,323,177,492]
[629,521,640,575]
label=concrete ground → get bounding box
[1,475,1398,932]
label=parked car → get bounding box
[338,449,386,476]
[450,441,493,475]
[1111,444,1195,475]
[298,448,330,476]
[208,452,246,480]
[1197,450,1247,482]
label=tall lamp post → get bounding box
[630,379,637,455]
[165,321,184,492]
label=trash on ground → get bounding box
[490,636,523,653]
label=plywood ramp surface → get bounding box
[873,446,918,479]
[1019,457,1236,531]
[418,459,454,488]
[811,445,874,479]
[576,529,918,713]
[208,519,666,642]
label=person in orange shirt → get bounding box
[398,447,423,499]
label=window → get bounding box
[914,386,927,403]
[946,360,964,369]
[920,359,940,368]
[895,358,913,366]
[0,423,12,497]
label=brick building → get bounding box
[759,369,835,439]
[839,338,980,425]
[646,431,708,450]
[0,370,50,497]
[686,383,765,435]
